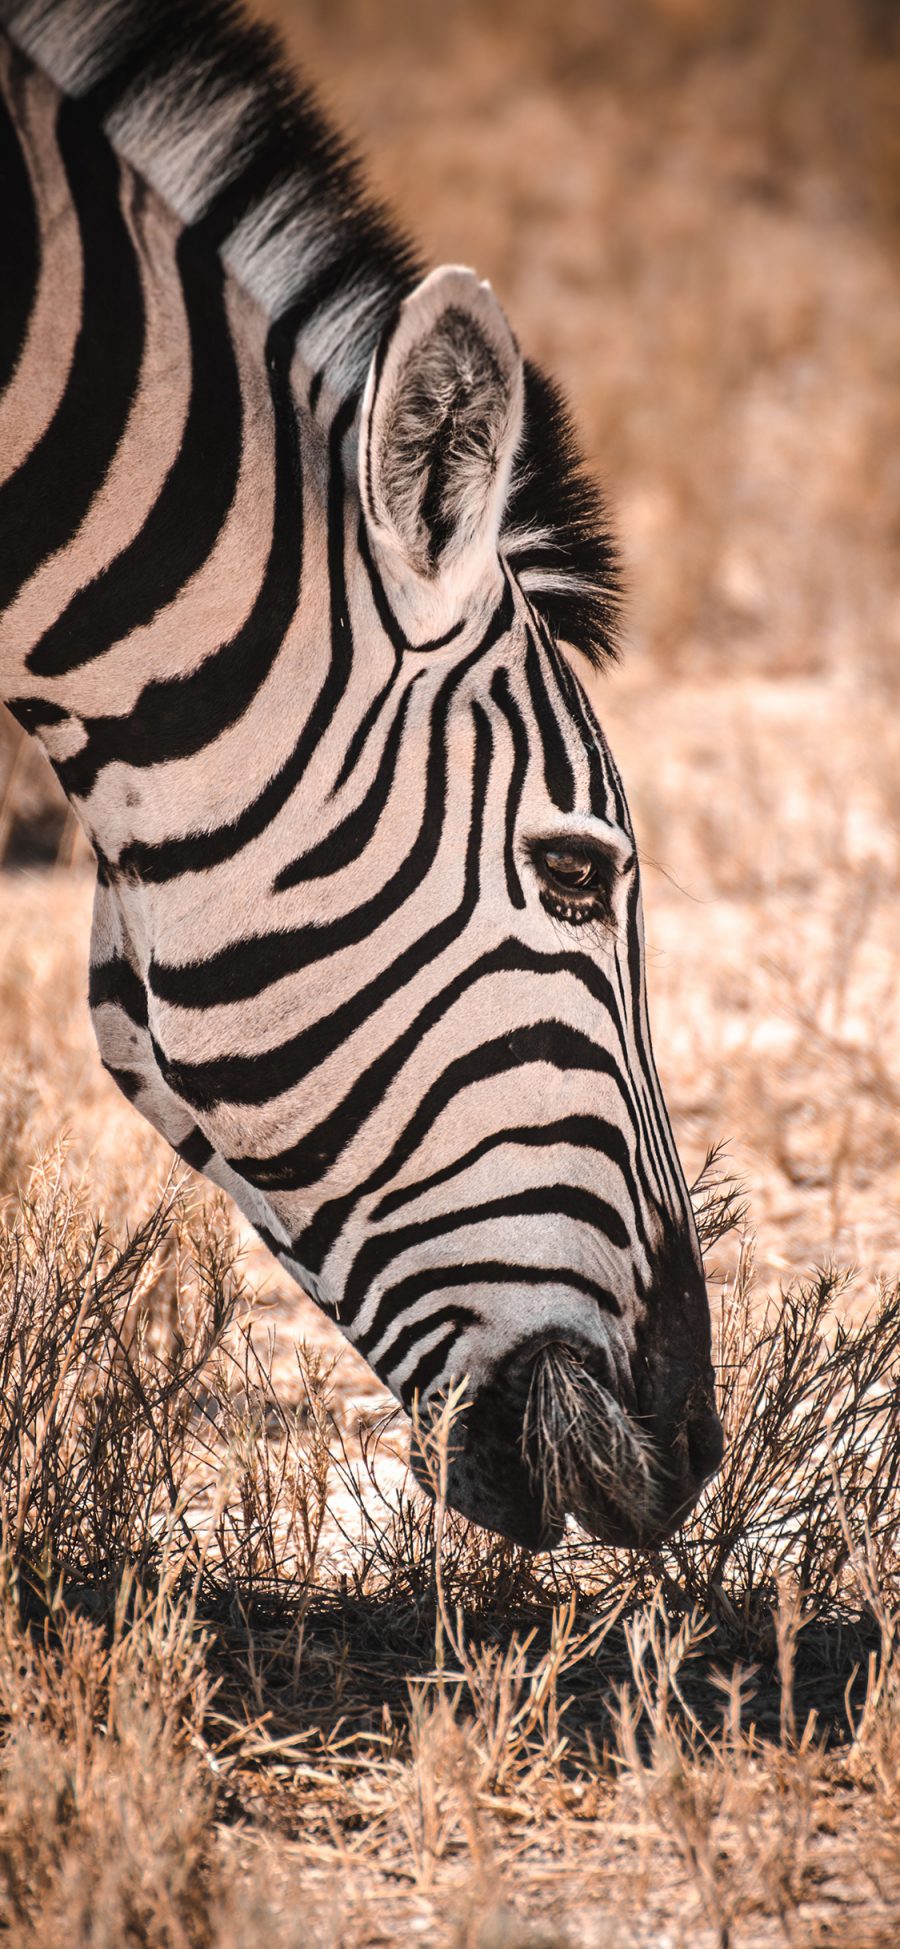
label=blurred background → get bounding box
[289,0,900,678]
[2,0,899,1303]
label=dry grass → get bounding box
[0,1148,898,1944]
[2,0,900,1940]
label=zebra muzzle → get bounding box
[410,1326,723,1551]
[410,1334,684,1550]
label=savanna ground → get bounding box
[1,1,899,1942]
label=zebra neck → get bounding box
[1,0,622,742]
[0,34,384,866]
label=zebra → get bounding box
[0,0,723,1550]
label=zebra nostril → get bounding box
[687,1406,724,1484]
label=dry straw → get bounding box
[0,1135,898,1941]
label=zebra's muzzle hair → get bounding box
[520,1342,660,1542]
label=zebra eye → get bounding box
[542,849,600,890]
[529,840,617,926]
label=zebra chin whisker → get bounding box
[521,1342,660,1540]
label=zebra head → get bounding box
[336,270,721,1546]
[194,266,719,1551]
[92,266,721,1553]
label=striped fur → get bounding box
[0,0,721,1547]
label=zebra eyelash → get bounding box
[538,891,605,928]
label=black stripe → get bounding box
[150,703,492,1113]
[523,627,575,813]
[375,1302,475,1383]
[410,620,466,655]
[620,874,677,1210]
[183,127,295,253]
[175,1126,214,1171]
[112,372,343,881]
[330,654,404,797]
[79,8,184,121]
[345,1187,630,1341]
[372,1114,637,1226]
[274,675,420,890]
[323,500,415,812]
[287,1016,637,1266]
[548,631,612,819]
[147,584,512,1006]
[399,1320,467,1406]
[0,53,40,393]
[5,697,69,734]
[608,923,665,1212]
[34,210,243,684]
[356,507,409,653]
[363,294,404,521]
[89,954,148,1027]
[600,731,629,831]
[277,246,367,344]
[489,666,528,909]
[623,872,684,1214]
[566,649,629,829]
[356,1262,621,1366]
[102,1063,143,1103]
[356,511,466,656]
[0,96,145,619]
[331,529,464,798]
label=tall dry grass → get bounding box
[0,1145,896,1943]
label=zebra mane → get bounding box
[2,0,621,667]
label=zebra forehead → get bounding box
[2,0,622,668]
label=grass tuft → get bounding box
[0,1152,895,1939]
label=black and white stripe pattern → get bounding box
[0,0,721,1546]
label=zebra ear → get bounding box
[360,266,524,626]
